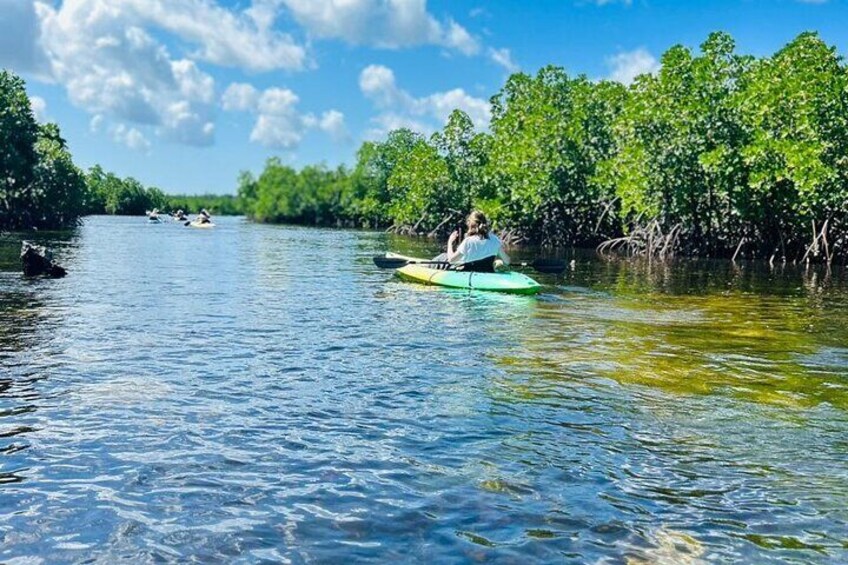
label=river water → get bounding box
[1,216,847,563]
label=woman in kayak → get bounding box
[196,209,212,224]
[444,211,510,272]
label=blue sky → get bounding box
[2,0,847,194]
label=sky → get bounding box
[2,0,847,195]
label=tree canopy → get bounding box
[241,31,848,261]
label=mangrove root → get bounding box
[597,221,681,260]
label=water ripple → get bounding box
[0,218,847,563]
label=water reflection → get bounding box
[0,287,48,486]
[509,258,848,409]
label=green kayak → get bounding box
[388,253,542,295]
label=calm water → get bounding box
[1,216,847,563]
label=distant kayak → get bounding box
[189,221,215,229]
[387,253,542,295]
[148,216,162,224]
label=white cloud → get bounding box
[35,1,219,147]
[359,64,414,108]
[221,83,261,112]
[359,64,491,138]
[4,0,493,152]
[444,20,479,56]
[172,59,215,104]
[90,115,104,133]
[0,0,315,150]
[280,0,479,54]
[35,0,306,73]
[137,0,306,72]
[488,47,519,73]
[112,124,152,152]
[317,110,350,142]
[607,48,659,84]
[244,88,304,148]
[0,0,51,77]
[222,82,346,148]
[159,100,216,146]
[424,89,490,126]
[364,113,435,141]
[30,96,48,122]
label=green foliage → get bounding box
[83,165,166,215]
[735,32,848,256]
[166,194,243,215]
[386,137,452,228]
[353,129,424,226]
[487,67,626,245]
[0,70,88,229]
[241,32,848,260]
[7,34,846,260]
[597,31,848,258]
[245,158,352,225]
[600,32,753,254]
[29,123,88,228]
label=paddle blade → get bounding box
[373,256,410,269]
[531,258,567,274]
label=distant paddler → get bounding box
[173,209,188,221]
[196,209,212,224]
[147,208,162,223]
[187,208,215,228]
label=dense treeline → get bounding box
[83,169,240,216]
[83,165,167,216]
[1,70,88,230]
[166,194,244,216]
[0,69,243,227]
[241,32,848,261]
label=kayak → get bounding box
[388,253,542,295]
[189,221,215,229]
[148,216,162,223]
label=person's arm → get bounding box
[498,246,510,266]
[447,231,464,263]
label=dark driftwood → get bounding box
[20,241,67,278]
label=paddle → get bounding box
[372,255,567,274]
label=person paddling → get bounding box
[441,211,510,272]
[196,209,212,224]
